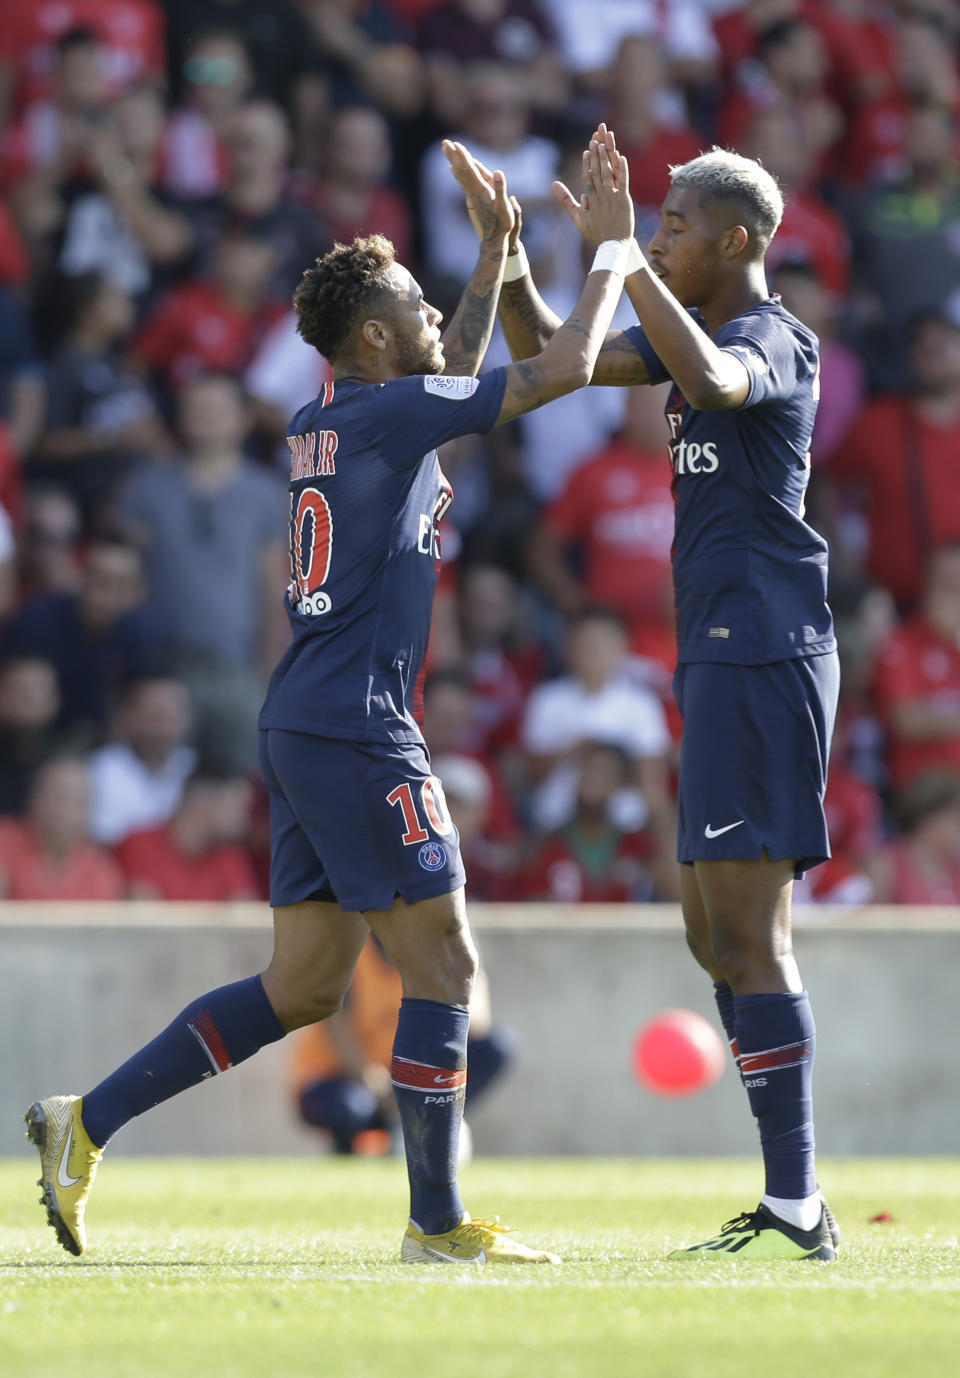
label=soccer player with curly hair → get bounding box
[26,138,637,1266]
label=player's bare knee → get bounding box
[260,970,349,1031]
[684,925,723,981]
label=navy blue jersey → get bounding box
[626,298,836,665]
[259,369,507,743]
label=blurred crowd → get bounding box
[1,0,960,906]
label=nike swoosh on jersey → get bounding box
[56,1120,82,1189]
[704,820,745,838]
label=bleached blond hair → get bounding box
[668,147,784,248]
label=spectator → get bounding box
[0,497,16,621]
[302,1,424,121]
[523,740,673,902]
[417,0,566,127]
[0,283,45,465]
[53,82,194,299]
[848,101,960,390]
[110,373,289,770]
[2,538,158,739]
[866,770,960,905]
[0,0,165,122]
[0,656,62,814]
[0,26,111,194]
[433,751,520,899]
[185,98,332,299]
[421,668,519,841]
[163,0,325,121]
[419,61,559,280]
[244,309,333,451]
[717,17,842,175]
[88,673,196,844]
[310,105,413,266]
[116,765,258,899]
[831,312,960,609]
[292,933,513,1153]
[603,36,702,240]
[744,105,852,300]
[872,543,960,790]
[528,383,675,654]
[543,0,718,101]
[520,606,672,835]
[161,26,255,200]
[0,753,124,899]
[30,271,165,523]
[771,261,865,470]
[133,225,285,393]
[17,488,83,603]
[842,14,960,188]
[456,562,544,753]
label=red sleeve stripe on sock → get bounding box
[390,1056,467,1093]
[739,1040,812,1075]
[188,1012,234,1073]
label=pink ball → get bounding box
[632,1008,726,1097]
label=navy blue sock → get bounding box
[734,991,817,1202]
[713,981,739,1066]
[81,976,285,1148]
[391,997,468,1235]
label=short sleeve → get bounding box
[717,316,819,409]
[622,325,671,385]
[363,369,508,471]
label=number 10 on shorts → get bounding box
[386,778,453,844]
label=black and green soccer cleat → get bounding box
[670,1203,837,1261]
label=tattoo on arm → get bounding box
[441,247,504,377]
[590,330,651,386]
[499,279,561,358]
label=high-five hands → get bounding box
[552,123,634,246]
[442,139,519,244]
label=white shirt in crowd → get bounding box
[522,672,671,831]
[88,743,198,846]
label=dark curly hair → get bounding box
[293,234,398,364]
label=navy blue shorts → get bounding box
[673,652,839,875]
[258,729,465,912]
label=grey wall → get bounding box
[2,904,958,1157]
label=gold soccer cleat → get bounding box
[24,1095,103,1256]
[401,1212,561,1265]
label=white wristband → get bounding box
[503,243,529,282]
[590,239,632,277]
[625,238,647,276]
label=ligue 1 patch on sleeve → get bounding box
[423,375,480,399]
[725,344,768,374]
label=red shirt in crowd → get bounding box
[545,439,675,636]
[0,819,124,900]
[765,190,850,299]
[0,0,165,112]
[133,282,287,389]
[117,825,259,901]
[311,186,413,270]
[619,126,703,211]
[880,840,960,906]
[872,617,960,787]
[832,397,960,609]
[824,758,883,861]
[523,826,655,904]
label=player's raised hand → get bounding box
[553,135,633,245]
[442,139,515,243]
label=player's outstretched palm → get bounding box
[552,132,633,245]
[442,139,516,243]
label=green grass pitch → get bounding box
[1,1157,957,1378]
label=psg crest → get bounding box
[418,842,447,872]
